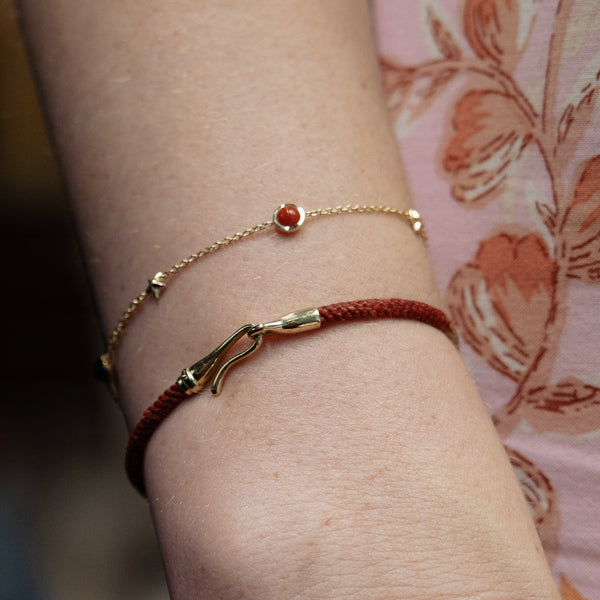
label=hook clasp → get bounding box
[176,308,321,396]
[248,307,321,338]
[177,324,262,396]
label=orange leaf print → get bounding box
[446,230,555,379]
[564,154,600,283]
[464,0,534,72]
[443,90,532,205]
[506,447,560,564]
[381,57,457,130]
[380,57,416,100]
[522,377,600,435]
[557,87,598,162]
[561,575,590,600]
[428,8,462,61]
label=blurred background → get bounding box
[0,2,168,598]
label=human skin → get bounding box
[19,1,560,598]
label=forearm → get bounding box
[19,1,559,598]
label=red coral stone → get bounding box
[277,205,301,227]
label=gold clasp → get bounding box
[248,307,321,338]
[177,324,262,396]
[177,308,321,396]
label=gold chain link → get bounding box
[99,204,425,390]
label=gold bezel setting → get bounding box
[273,203,306,232]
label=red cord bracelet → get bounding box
[126,298,458,495]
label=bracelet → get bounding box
[97,203,426,394]
[126,298,457,495]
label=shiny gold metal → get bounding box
[273,203,306,232]
[176,307,322,396]
[177,324,257,395]
[101,204,426,395]
[248,307,321,337]
[406,208,424,235]
[210,334,263,395]
[147,271,168,299]
[303,205,426,239]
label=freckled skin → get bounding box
[19,1,560,598]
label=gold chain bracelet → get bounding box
[98,203,426,392]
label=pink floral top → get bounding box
[374,1,600,598]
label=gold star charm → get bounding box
[147,271,168,299]
[407,209,425,238]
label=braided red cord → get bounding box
[317,298,458,345]
[126,384,187,495]
[126,298,457,495]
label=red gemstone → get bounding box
[277,205,301,227]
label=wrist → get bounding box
[144,324,558,600]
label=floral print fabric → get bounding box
[374,1,600,597]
